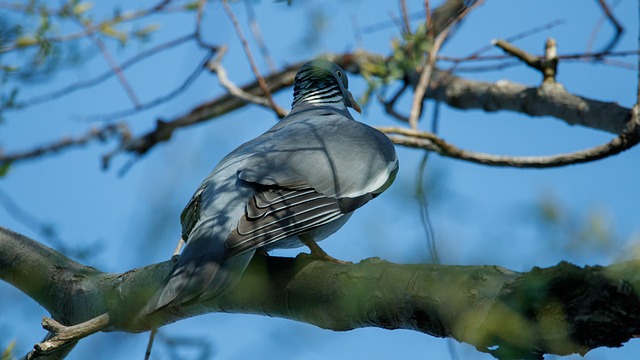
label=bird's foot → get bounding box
[172,238,186,257]
[300,237,352,265]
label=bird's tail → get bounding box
[138,223,227,318]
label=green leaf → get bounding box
[14,36,37,47]
[0,163,10,178]
[0,65,18,72]
[134,24,160,41]
[99,23,127,44]
[1,340,15,359]
[73,2,93,16]
[184,1,201,10]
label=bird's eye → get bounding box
[336,70,343,79]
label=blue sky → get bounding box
[1,0,640,359]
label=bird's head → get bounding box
[292,59,361,113]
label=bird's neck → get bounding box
[291,80,347,111]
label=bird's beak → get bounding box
[347,91,362,114]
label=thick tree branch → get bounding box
[2,227,640,360]
[113,50,635,161]
[3,50,637,170]
[427,68,632,135]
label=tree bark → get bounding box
[1,226,639,360]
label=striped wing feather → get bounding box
[224,187,345,257]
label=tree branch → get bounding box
[2,227,640,360]
[3,50,637,170]
[378,103,640,168]
[427,69,632,135]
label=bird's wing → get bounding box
[238,110,398,199]
[179,184,205,242]
[224,186,370,257]
[224,110,397,256]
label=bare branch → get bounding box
[3,228,640,360]
[408,1,482,128]
[0,189,98,261]
[87,50,215,122]
[221,0,287,118]
[28,315,110,359]
[427,70,631,135]
[11,34,196,109]
[380,83,410,122]
[380,105,639,168]
[101,51,636,167]
[440,49,639,65]
[106,61,304,162]
[0,123,131,165]
[492,38,558,83]
[399,0,412,34]
[245,1,277,73]
[0,0,176,53]
[588,0,624,54]
[447,18,565,72]
[88,34,142,108]
[207,47,286,112]
[637,0,640,105]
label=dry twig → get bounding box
[588,0,624,54]
[207,47,286,112]
[408,1,482,128]
[0,123,131,165]
[493,38,558,83]
[27,314,110,359]
[221,0,287,118]
[379,107,640,167]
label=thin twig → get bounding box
[245,1,277,73]
[380,83,410,122]
[447,18,565,72]
[221,0,286,118]
[351,15,363,48]
[637,0,640,104]
[588,0,624,54]
[13,34,195,109]
[0,123,131,165]
[195,0,206,39]
[492,39,540,67]
[207,47,283,110]
[85,50,215,121]
[0,188,99,261]
[493,38,558,83]
[379,110,640,167]
[28,314,110,359]
[408,1,481,128]
[102,61,303,165]
[144,329,157,360]
[424,0,433,37]
[399,0,411,34]
[440,49,639,64]
[1,0,175,53]
[89,34,142,108]
[104,50,637,166]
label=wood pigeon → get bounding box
[140,59,398,316]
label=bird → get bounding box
[140,59,398,316]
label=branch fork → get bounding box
[28,314,111,359]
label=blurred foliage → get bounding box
[0,162,10,177]
[360,22,432,105]
[295,5,327,51]
[0,0,182,111]
[533,192,621,259]
[1,340,15,360]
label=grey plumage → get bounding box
[140,59,398,316]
